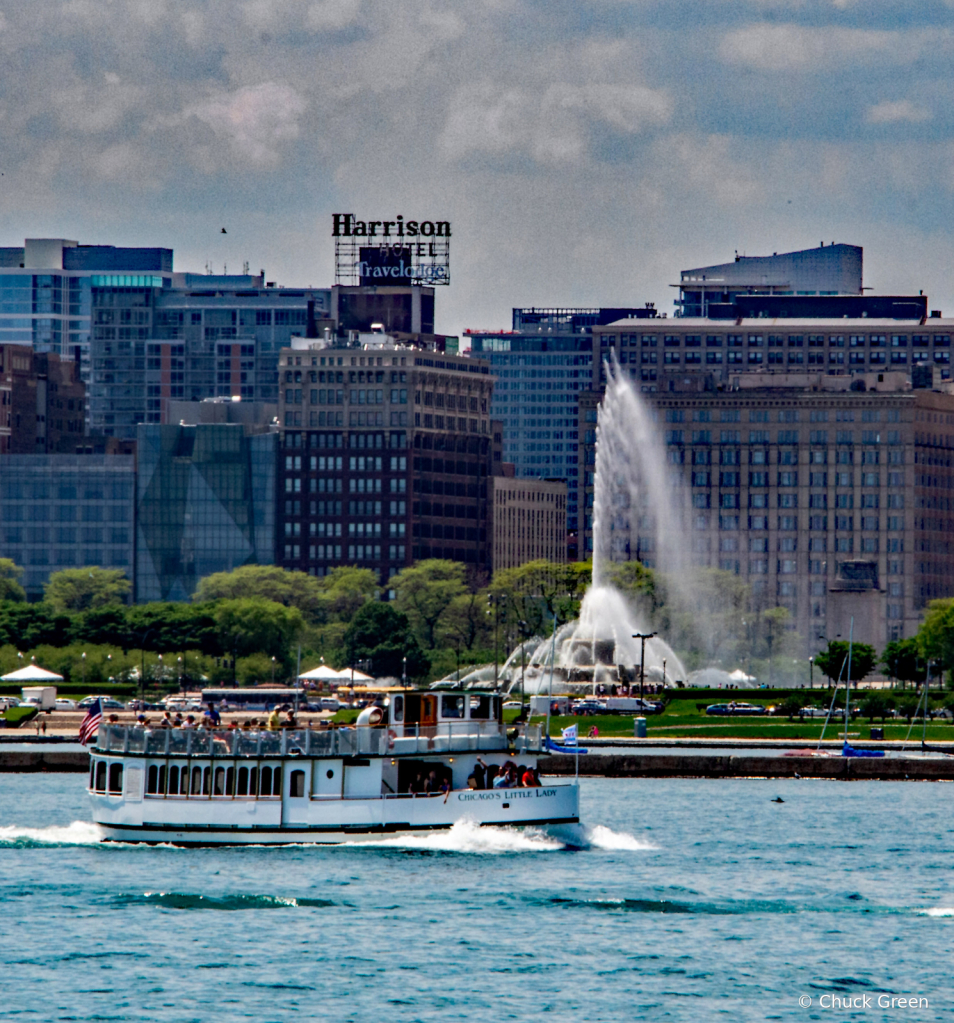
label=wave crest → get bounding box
[0,821,104,848]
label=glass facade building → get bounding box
[466,332,592,533]
[0,454,135,598]
[135,424,276,602]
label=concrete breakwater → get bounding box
[3,747,954,780]
[540,753,954,780]
[0,750,89,772]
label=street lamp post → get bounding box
[271,656,276,687]
[177,656,182,692]
[809,656,814,690]
[632,632,657,702]
[402,656,407,690]
[81,652,87,690]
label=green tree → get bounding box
[0,602,72,649]
[43,567,131,613]
[881,637,926,688]
[439,590,493,653]
[316,566,379,621]
[815,640,878,687]
[391,560,467,649]
[213,598,305,665]
[0,559,25,603]
[859,694,889,722]
[919,598,954,677]
[778,695,804,720]
[488,560,591,636]
[343,602,429,679]
[194,565,324,620]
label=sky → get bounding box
[1,0,953,334]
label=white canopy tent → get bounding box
[0,664,64,684]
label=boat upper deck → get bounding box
[92,722,543,759]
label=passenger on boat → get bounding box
[266,707,281,731]
[521,766,540,787]
[467,757,488,790]
[182,715,196,730]
[440,775,451,797]
[158,712,173,729]
[208,704,221,726]
[423,769,439,793]
[284,710,297,729]
[173,712,184,727]
[408,771,424,794]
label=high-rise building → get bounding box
[675,243,863,318]
[0,453,135,597]
[0,345,86,454]
[89,274,330,437]
[492,474,567,571]
[590,317,953,393]
[0,238,173,387]
[135,423,277,602]
[276,337,498,582]
[578,372,954,652]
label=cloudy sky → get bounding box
[1,0,953,333]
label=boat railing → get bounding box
[94,722,543,757]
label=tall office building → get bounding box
[466,309,653,542]
[577,372,954,653]
[135,423,277,602]
[0,453,135,598]
[276,336,499,582]
[675,243,863,318]
[590,316,953,393]
[0,238,173,387]
[492,474,567,571]
[0,345,86,454]
[89,274,330,437]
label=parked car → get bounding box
[318,697,341,712]
[77,695,125,710]
[799,706,829,718]
[54,698,77,711]
[0,696,21,710]
[502,700,524,710]
[705,702,766,716]
[571,699,607,716]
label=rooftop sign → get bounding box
[333,213,451,286]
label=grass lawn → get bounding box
[527,696,954,742]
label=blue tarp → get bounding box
[842,743,885,758]
[544,736,589,755]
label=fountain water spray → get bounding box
[497,362,689,694]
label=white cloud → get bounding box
[440,80,672,165]
[306,0,362,31]
[181,82,307,167]
[720,24,940,72]
[866,99,931,125]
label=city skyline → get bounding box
[0,2,952,338]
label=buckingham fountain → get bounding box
[457,364,688,695]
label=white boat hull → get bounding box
[92,783,579,846]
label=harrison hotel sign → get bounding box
[332,214,451,286]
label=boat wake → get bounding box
[345,818,652,855]
[112,892,334,911]
[0,821,104,848]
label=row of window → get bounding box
[702,514,906,535]
[692,471,904,487]
[668,448,900,465]
[693,492,903,510]
[144,763,283,798]
[604,333,952,348]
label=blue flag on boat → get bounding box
[562,724,578,746]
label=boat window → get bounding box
[392,695,404,723]
[261,766,273,796]
[146,764,158,794]
[169,765,180,795]
[88,762,95,790]
[469,695,493,720]
[226,767,235,796]
[237,766,249,795]
[202,767,211,796]
[441,695,465,719]
[158,765,166,794]
[108,763,123,794]
[95,761,106,792]
[250,766,258,797]
[272,767,281,796]
[214,767,226,795]
[191,766,203,795]
[290,770,305,797]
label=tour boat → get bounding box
[87,690,580,845]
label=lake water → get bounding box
[2,775,953,1022]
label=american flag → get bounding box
[78,698,103,746]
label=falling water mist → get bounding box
[504,362,688,694]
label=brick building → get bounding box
[276,337,500,583]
